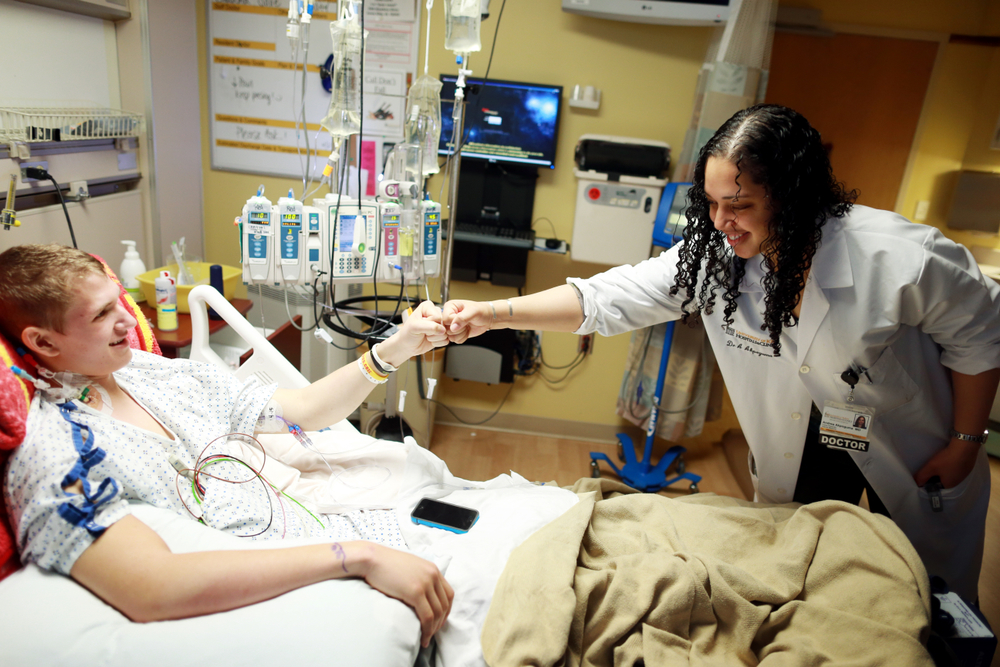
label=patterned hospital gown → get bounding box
[4,351,404,575]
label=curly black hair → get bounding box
[670,104,857,357]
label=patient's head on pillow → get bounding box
[0,244,108,345]
[0,244,138,378]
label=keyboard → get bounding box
[451,223,536,249]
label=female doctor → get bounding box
[442,104,1000,602]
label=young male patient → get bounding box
[0,244,453,647]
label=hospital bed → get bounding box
[0,283,942,666]
[0,283,578,667]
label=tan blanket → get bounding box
[481,479,933,666]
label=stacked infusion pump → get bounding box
[570,135,671,266]
[241,188,442,288]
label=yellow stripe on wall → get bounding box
[214,55,321,72]
[215,114,322,132]
[216,139,325,156]
[213,38,276,51]
[211,3,334,21]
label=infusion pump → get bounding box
[240,190,441,287]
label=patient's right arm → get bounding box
[70,515,452,647]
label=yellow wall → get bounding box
[898,43,999,248]
[197,1,714,428]
[196,0,1000,429]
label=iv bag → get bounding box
[404,75,443,177]
[444,0,482,54]
[385,143,423,185]
[320,11,366,139]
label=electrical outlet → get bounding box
[578,333,594,355]
[19,161,48,183]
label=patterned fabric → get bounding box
[5,351,405,575]
[0,255,160,580]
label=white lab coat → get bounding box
[569,205,1000,601]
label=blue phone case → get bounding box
[410,514,479,534]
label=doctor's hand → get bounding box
[913,438,981,489]
[360,544,454,648]
[377,300,449,366]
[442,300,494,344]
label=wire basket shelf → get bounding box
[0,107,143,143]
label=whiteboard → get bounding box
[206,1,420,181]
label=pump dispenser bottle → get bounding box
[119,240,147,302]
[154,270,178,331]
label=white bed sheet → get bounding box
[0,431,578,667]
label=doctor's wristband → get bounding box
[949,429,989,445]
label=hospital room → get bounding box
[2,0,1000,665]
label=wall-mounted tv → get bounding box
[561,0,730,26]
[438,75,563,169]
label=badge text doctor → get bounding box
[819,366,875,453]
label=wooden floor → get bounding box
[430,424,1000,666]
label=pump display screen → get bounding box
[249,211,269,222]
[339,216,358,252]
[439,76,562,169]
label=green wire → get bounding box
[196,456,325,528]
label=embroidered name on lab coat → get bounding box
[722,326,775,358]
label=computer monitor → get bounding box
[439,75,563,169]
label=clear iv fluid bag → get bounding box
[320,13,366,138]
[385,143,423,185]
[404,75,443,176]
[444,0,482,54]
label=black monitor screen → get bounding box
[439,76,563,169]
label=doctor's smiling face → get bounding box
[705,156,773,260]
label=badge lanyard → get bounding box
[818,365,875,453]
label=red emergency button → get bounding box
[588,187,601,200]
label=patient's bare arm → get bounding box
[70,516,453,647]
[271,300,448,431]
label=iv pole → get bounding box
[440,60,469,304]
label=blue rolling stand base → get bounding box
[588,315,703,494]
[589,433,702,493]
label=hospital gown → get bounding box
[4,351,404,575]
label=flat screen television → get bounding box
[438,75,563,169]
[561,0,730,26]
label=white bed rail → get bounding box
[187,285,309,390]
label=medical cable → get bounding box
[22,167,77,249]
[283,284,318,332]
[425,380,515,426]
[176,431,326,536]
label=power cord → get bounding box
[23,167,77,249]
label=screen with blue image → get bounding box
[438,75,562,168]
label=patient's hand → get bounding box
[377,300,449,368]
[442,300,493,344]
[359,544,454,647]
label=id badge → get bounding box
[819,401,875,453]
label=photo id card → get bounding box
[819,401,875,453]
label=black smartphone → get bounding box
[410,497,480,534]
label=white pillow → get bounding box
[0,504,421,667]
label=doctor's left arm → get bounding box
[268,300,448,431]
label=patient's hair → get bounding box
[670,104,857,357]
[0,244,107,343]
